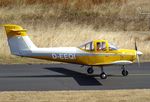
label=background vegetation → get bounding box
[0,0,150,63]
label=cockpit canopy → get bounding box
[79,40,118,51]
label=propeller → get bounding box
[134,39,143,67]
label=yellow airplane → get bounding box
[3,24,143,79]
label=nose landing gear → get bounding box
[121,65,129,76]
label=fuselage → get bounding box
[20,47,137,66]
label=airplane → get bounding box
[3,24,143,79]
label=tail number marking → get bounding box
[52,54,76,59]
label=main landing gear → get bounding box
[87,66,107,79]
[87,66,94,74]
[100,66,107,79]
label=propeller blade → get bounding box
[135,40,143,68]
[135,40,138,51]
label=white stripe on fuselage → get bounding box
[21,47,84,60]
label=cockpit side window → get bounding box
[97,42,106,51]
[101,42,106,51]
[79,41,94,51]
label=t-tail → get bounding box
[3,24,37,56]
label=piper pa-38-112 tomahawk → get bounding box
[3,24,143,79]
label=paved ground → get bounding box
[0,63,150,91]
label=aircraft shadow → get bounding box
[45,67,102,86]
[0,67,104,86]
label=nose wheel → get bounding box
[122,70,128,76]
[121,65,129,76]
[87,67,94,74]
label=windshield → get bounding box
[109,42,118,50]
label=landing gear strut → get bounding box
[87,66,94,74]
[121,65,128,76]
[100,66,107,79]
[87,65,128,79]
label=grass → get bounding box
[0,0,150,63]
[0,89,150,102]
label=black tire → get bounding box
[122,70,128,76]
[100,72,107,79]
[87,68,94,74]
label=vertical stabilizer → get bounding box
[3,24,37,56]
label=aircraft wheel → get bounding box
[87,67,94,74]
[122,70,128,76]
[100,72,107,79]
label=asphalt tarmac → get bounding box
[0,63,150,91]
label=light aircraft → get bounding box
[3,24,143,79]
